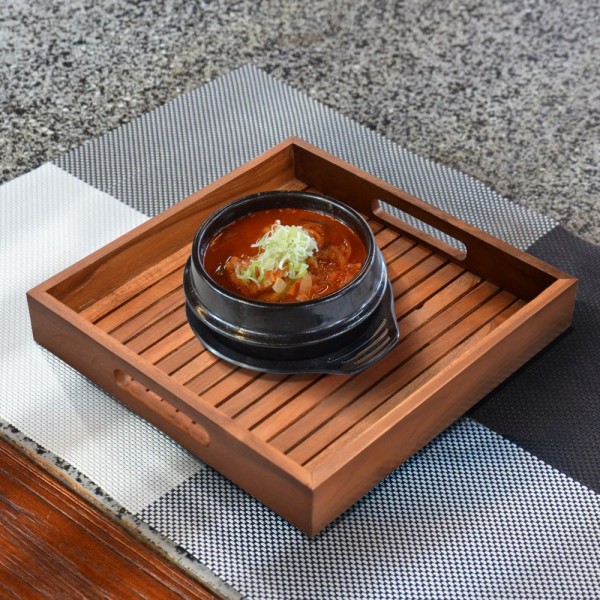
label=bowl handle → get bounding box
[328,282,399,375]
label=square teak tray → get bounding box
[28,138,577,536]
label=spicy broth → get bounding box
[204,208,367,302]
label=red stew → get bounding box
[204,208,367,302]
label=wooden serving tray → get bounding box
[27,138,577,536]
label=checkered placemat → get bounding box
[2,65,598,599]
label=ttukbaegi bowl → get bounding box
[183,191,399,374]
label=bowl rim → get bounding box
[191,190,377,308]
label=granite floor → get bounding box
[1,0,598,243]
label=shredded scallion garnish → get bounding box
[235,220,318,285]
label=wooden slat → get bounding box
[215,372,288,415]
[184,360,240,396]
[209,370,265,409]
[367,219,385,235]
[393,259,460,316]
[139,323,195,364]
[305,298,527,470]
[373,224,401,247]
[387,244,435,283]
[171,349,221,385]
[111,288,185,342]
[398,270,483,332]
[225,374,321,428]
[96,269,185,332]
[263,280,499,452]
[125,308,189,355]
[279,179,310,191]
[154,337,204,375]
[380,234,416,263]
[287,291,518,464]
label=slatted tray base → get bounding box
[28,138,577,535]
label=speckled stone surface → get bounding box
[1,0,598,244]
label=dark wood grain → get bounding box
[0,436,218,599]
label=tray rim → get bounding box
[27,136,578,534]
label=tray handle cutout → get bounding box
[114,370,210,447]
[372,199,467,261]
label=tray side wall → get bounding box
[43,142,298,312]
[309,278,577,534]
[26,291,317,534]
[291,142,566,300]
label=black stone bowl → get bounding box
[183,191,399,374]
